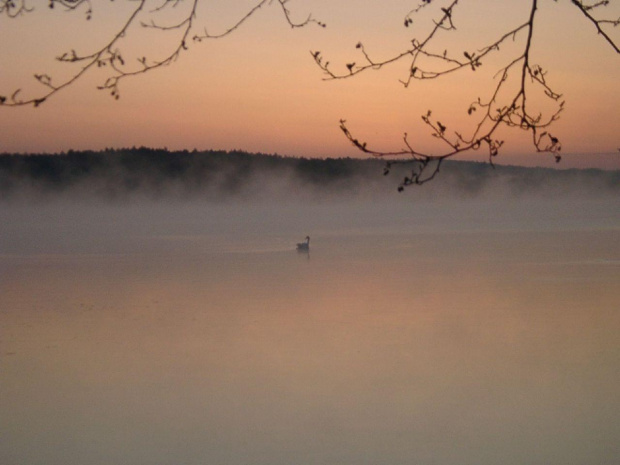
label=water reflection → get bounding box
[1,205,619,465]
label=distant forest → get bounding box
[1,147,618,200]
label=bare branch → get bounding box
[2,0,149,106]
[324,0,587,189]
[0,0,324,107]
[1,0,33,17]
[194,0,324,41]
[571,0,620,53]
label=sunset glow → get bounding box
[0,0,618,168]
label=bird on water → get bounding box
[296,236,310,251]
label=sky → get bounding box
[1,0,619,169]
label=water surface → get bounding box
[1,198,619,465]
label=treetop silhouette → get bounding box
[1,0,618,188]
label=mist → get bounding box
[2,149,619,465]
[1,149,618,257]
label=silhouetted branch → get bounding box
[317,0,618,189]
[0,0,323,107]
[312,0,465,84]
[571,0,620,53]
[50,0,91,16]
[193,0,324,41]
[1,0,32,17]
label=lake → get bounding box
[1,195,619,465]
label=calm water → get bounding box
[1,197,619,465]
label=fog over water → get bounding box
[1,158,619,465]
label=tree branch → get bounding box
[0,0,323,107]
[322,0,591,189]
[1,0,32,17]
[571,0,620,53]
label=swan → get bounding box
[296,236,310,251]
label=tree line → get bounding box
[1,148,617,200]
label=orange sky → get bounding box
[1,0,618,169]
